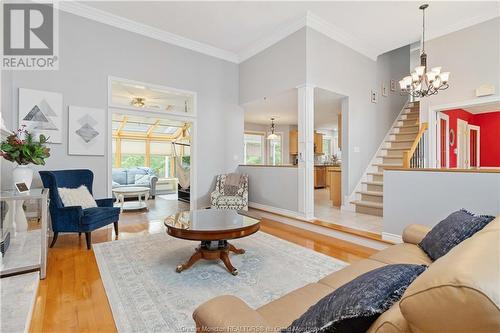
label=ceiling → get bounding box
[79,1,499,62]
[111,79,192,112]
[463,101,500,114]
[242,88,343,129]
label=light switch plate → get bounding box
[354,146,360,153]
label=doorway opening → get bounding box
[107,77,196,224]
[436,100,500,169]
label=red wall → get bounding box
[442,109,500,167]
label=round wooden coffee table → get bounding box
[164,209,260,275]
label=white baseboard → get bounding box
[382,232,403,243]
[248,202,306,220]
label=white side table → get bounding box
[112,187,150,212]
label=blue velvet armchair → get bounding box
[39,169,120,250]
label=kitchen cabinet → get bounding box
[327,167,341,207]
[314,166,326,188]
[314,132,323,154]
[289,129,298,155]
[289,130,324,155]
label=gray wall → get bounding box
[1,11,242,207]
[237,165,299,212]
[306,28,410,195]
[239,29,306,105]
[420,18,500,122]
[384,170,500,236]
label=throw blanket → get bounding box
[224,173,243,196]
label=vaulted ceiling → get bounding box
[79,1,499,62]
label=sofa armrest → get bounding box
[149,176,158,195]
[193,295,270,332]
[95,198,114,208]
[402,224,432,245]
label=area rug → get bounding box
[94,231,347,332]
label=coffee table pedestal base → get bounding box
[176,241,245,276]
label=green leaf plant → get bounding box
[0,125,51,165]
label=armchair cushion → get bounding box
[58,185,97,209]
[82,207,120,225]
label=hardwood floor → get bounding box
[29,202,376,332]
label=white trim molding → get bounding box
[55,3,499,65]
[248,202,304,220]
[58,1,239,63]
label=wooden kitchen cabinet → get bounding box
[290,130,323,155]
[289,129,298,155]
[327,167,342,207]
[314,132,323,154]
[314,166,326,188]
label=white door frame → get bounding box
[437,112,450,168]
[427,95,499,168]
[106,76,198,210]
[456,119,468,168]
[467,125,480,168]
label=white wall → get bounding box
[244,122,292,164]
[239,29,306,105]
[420,18,500,122]
[238,165,299,213]
[306,28,410,196]
[384,170,500,236]
[1,11,242,207]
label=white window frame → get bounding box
[244,131,266,165]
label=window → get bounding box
[244,133,264,165]
[150,141,173,177]
[267,134,282,165]
[323,137,332,156]
[121,139,146,169]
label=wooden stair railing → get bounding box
[402,122,428,168]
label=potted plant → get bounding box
[0,125,50,189]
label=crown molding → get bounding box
[55,3,499,65]
[57,1,239,63]
[305,12,382,61]
[426,11,500,42]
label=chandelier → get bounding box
[399,4,450,98]
[267,117,279,140]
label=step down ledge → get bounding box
[351,200,383,209]
[357,190,383,197]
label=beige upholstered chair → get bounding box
[210,174,248,211]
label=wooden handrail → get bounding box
[403,122,428,168]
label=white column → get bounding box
[297,85,315,220]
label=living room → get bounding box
[1,2,499,332]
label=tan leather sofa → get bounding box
[193,218,500,332]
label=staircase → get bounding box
[351,101,421,216]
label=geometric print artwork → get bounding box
[68,106,105,156]
[19,88,63,143]
[75,115,100,143]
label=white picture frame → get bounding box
[390,80,396,92]
[18,88,63,143]
[371,89,378,103]
[382,82,388,97]
[68,106,105,156]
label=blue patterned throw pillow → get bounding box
[283,264,426,333]
[419,209,495,261]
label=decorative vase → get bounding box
[13,164,33,189]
